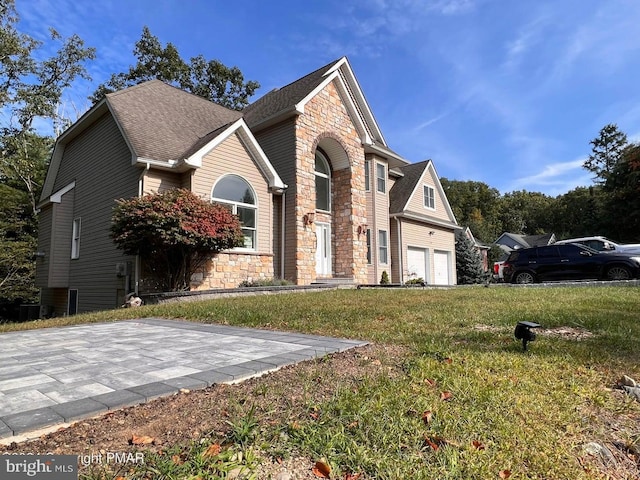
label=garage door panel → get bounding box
[434,251,450,285]
[407,247,427,282]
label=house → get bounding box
[462,227,490,272]
[36,57,459,316]
[494,232,556,256]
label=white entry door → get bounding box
[407,247,428,283]
[433,251,450,285]
[315,222,331,276]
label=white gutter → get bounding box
[397,218,403,284]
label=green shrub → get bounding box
[380,270,390,284]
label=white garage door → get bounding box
[433,251,450,285]
[407,247,428,283]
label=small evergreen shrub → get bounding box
[380,270,390,285]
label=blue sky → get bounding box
[16,0,640,196]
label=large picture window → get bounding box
[315,150,331,211]
[212,175,257,250]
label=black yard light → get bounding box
[514,321,541,351]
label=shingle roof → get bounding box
[242,58,343,128]
[389,160,430,213]
[106,80,242,162]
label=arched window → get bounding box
[212,175,257,249]
[315,150,331,211]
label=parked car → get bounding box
[555,236,640,254]
[502,243,640,284]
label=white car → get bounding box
[555,236,640,254]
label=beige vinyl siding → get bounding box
[405,167,453,222]
[142,169,183,194]
[397,218,456,284]
[52,112,139,313]
[253,119,297,281]
[191,132,273,254]
[49,189,75,287]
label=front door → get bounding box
[315,222,331,276]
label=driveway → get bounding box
[0,318,366,440]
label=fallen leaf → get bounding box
[422,410,433,424]
[440,391,453,401]
[472,440,486,450]
[171,454,184,465]
[130,434,154,445]
[347,420,359,429]
[310,412,320,420]
[444,357,453,364]
[202,443,221,458]
[424,436,439,451]
[425,378,437,387]
[345,473,362,479]
[312,460,331,478]
[499,469,512,479]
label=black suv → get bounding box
[502,243,640,284]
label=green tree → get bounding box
[90,27,259,110]
[440,178,501,242]
[583,123,628,184]
[0,0,94,312]
[455,232,486,285]
[601,143,640,242]
[110,189,244,292]
[553,186,605,239]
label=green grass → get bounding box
[3,286,640,479]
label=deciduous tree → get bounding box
[110,189,244,292]
[90,27,259,110]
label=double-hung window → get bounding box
[424,185,435,209]
[71,218,81,259]
[378,230,388,265]
[212,175,257,250]
[376,163,386,193]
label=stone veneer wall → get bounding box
[192,253,274,290]
[294,80,368,284]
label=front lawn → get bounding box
[2,286,639,479]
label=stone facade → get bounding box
[193,253,275,290]
[293,80,368,284]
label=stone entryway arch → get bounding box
[312,134,354,280]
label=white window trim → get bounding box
[378,229,388,265]
[71,217,81,259]
[211,175,258,252]
[376,162,386,194]
[423,185,436,210]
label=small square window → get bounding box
[424,185,435,209]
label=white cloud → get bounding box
[507,158,592,195]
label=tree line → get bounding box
[443,123,640,252]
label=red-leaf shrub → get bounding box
[111,189,243,291]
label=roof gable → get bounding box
[243,57,386,147]
[389,160,458,227]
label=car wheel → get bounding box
[514,271,535,284]
[606,265,632,281]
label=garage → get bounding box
[407,247,428,283]
[433,250,451,285]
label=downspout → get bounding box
[135,162,151,294]
[397,218,403,284]
[281,190,286,279]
